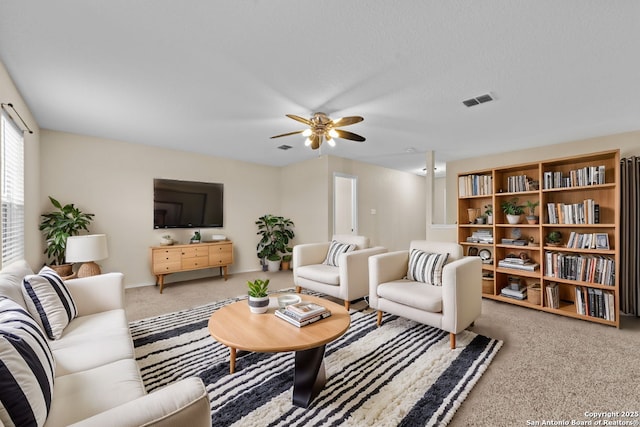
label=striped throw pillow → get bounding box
[323,240,356,267]
[22,266,78,340]
[0,296,55,427]
[407,249,449,286]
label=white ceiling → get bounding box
[1,1,639,176]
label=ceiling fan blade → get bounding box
[335,129,366,142]
[311,134,321,150]
[285,114,312,126]
[332,116,364,127]
[270,130,304,139]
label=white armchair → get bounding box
[293,234,387,310]
[368,241,481,349]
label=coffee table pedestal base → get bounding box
[293,344,326,408]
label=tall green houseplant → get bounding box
[39,196,95,266]
[255,214,295,269]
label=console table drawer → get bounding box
[152,248,181,263]
[181,246,209,259]
[182,257,209,270]
[153,261,182,274]
[209,245,233,265]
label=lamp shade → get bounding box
[65,234,109,263]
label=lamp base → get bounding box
[76,262,101,278]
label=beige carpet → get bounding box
[125,271,640,426]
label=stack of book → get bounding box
[546,282,560,309]
[498,257,539,271]
[500,284,527,300]
[275,301,332,327]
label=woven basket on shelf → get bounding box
[527,284,541,305]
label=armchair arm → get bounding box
[368,251,409,308]
[69,377,211,427]
[339,246,387,301]
[65,273,124,316]
[441,257,482,334]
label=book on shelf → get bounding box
[498,259,539,271]
[500,285,527,300]
[274,308,332,327]
[458,174,493,197]
[544,251,615,285]
[574,286,615,321]
[546,200,599,225]
[545,282,560,309]
[543,165,605,189]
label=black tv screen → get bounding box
[153,179,223,228]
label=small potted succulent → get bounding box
[247,278,270,314]
[525,200,540,224]
[484,204,493,225]
[546,231,562,246]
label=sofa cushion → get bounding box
[49,309,133,376]
[22,267,78,341]
[323,240,355,267]
[407,249,448,286]
[46,358,146,427]
[377,280,443,312]
[0,259,34,310]
[0,296,55,427]
[296,264,340,285]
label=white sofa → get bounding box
[293,234,387,309]
[0,260,211,427]
[368,241,481,349]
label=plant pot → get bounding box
[506,214,522,224]
[50,263,73,278]
[487,214,493,225]
[281,260,290,270]
[248,295,269,314]
[526,215,539,224]
[476,216,486,224]
[267,259,281,272]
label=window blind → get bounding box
[1,110,25,266]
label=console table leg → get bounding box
[293,345,326,408]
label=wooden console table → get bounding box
[150,240,233,293]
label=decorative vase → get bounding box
[526,215,539,225]
[487,214,493,225]
[467,208,480,224]
[248,295,269,314]
[506,214,521,224]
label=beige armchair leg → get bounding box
[376,311,383,327]
[450,333,456,350]
[344,300,350,310]
[295,286,301,293]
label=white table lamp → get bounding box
[65,234,109,278]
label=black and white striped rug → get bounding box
[130,293,502,426]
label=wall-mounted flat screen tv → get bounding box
[153,178,223,228]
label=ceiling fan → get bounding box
[271,112,365,150]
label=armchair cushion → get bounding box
[323,240,356,267]
[0,296,55,427]
[377,280,443,312]
[407,249,448,286]
[22,267,78,340]
[296,264,340,285]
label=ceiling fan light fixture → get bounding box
[304,137,312,146]
[302,128,313,137]
[328,129,339,138]
[326,137,336,147]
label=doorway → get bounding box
[333,173,357,235]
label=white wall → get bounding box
[0,62,41,269]
[40,130,281,286]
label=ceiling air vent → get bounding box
[463,93,494,107]
[277,144,293,150]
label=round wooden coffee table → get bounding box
[208,294,350,407]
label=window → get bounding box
[1,110,25,266]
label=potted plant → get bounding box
[190,231,201,244]
[546,231,563,246]
[160,234,174,245]
[501,198,525,224]
[247,278,270,314]
[484,204,493,225]
[256,214,295,272]
[525,200,540,224]
[281,253,293,270]
[39,196,94,277]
